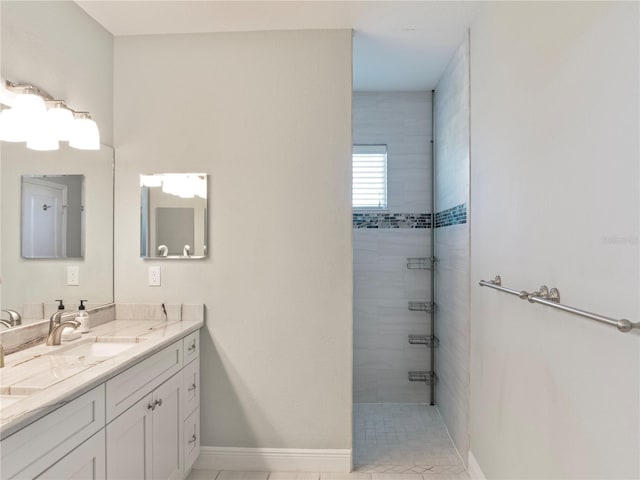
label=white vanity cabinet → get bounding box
[106,371,183,480]
[36,431,106,480]
[104,331,200,480]
[0,385,106,480]
[181,331,201,475]
[0,327,201,480]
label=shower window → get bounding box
[352,144,388,209]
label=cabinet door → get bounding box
[2,385,105,480]
[152,372,184,480]
[183,331,199,366]
[106,393,153,480]
[106,340,183,422]
[183,408,200,476]
[183,357,200,420]
[36,430,106,480]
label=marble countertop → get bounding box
[0,318,203,439]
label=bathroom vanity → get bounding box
[0,316,202,480]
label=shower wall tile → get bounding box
[353,92,432,404]
[354,92,432,215]
[433,36,470,462]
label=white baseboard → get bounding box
[194,446,352,472]
[468,451,486,480]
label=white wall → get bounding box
[433,35,470,463]
[114,30,353,449]
[0,1,114,315]
[352,92,433,404]
[469,2,639,478]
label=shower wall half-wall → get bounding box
[433,35,470,462]
[353,92,433,404]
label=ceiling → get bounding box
[76,1,483,91]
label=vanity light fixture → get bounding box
[0,80,101,151]
[69,112,100,151]
[140,175,163,187]
[46,101,75,141]
[26,114,60,151]
[142,173,207,199]
[161,173,207,199]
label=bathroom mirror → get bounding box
[140,173,207,259]
[1,142,114,324]
[21,174,85,259]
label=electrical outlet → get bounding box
[148,266,161,286]
[67,266,80,286]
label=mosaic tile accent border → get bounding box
[352,204,466,229]
[434,203,467,228]
[353,213,431,229]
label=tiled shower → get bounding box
[353,92,434,405]
[353,36,470,471]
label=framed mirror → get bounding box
[1,143,114,324]
[21,174,85,259]
[140,173,207,259]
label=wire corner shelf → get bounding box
[406,257,435,270]
[408,334,440,347]
[408,370,438,385]
[408,301,437,313]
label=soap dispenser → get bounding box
[77,300,90,333]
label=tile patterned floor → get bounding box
[353,404,467,476]
[188,472,469,480]
[187,404,468,480]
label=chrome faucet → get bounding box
[1,309,21,327]
[46,319,81,346]
[48,309,67,337]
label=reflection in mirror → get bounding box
[1,143,114,325]
[140,174,207,259]
[21,175,84,259]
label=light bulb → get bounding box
[140,175,163,187]
[46,103,75,141]
[69,115,100,150]
[13,90,46,118]
[27,114,59,151]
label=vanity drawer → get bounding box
[106,340,182,422]
[183,330,199,365]
[183,356,200,420]
[1,385,105,480]
[183,408,200,475]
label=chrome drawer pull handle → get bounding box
[188,434,197,444]
[188,341,196,352]
[188,383,196,392]
[154,398,162,408]
[147,403,155,411]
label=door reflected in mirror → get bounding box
[140,174,207,259]
[21,174,84,259]
[1,142,114,324]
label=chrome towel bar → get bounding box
[479,275,639,333]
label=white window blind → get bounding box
[352,145,388,209]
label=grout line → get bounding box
[433,405,467,469]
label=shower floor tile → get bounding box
[353,404,467,476]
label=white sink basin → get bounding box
[0,338,147,398]
[50,337,145,358]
